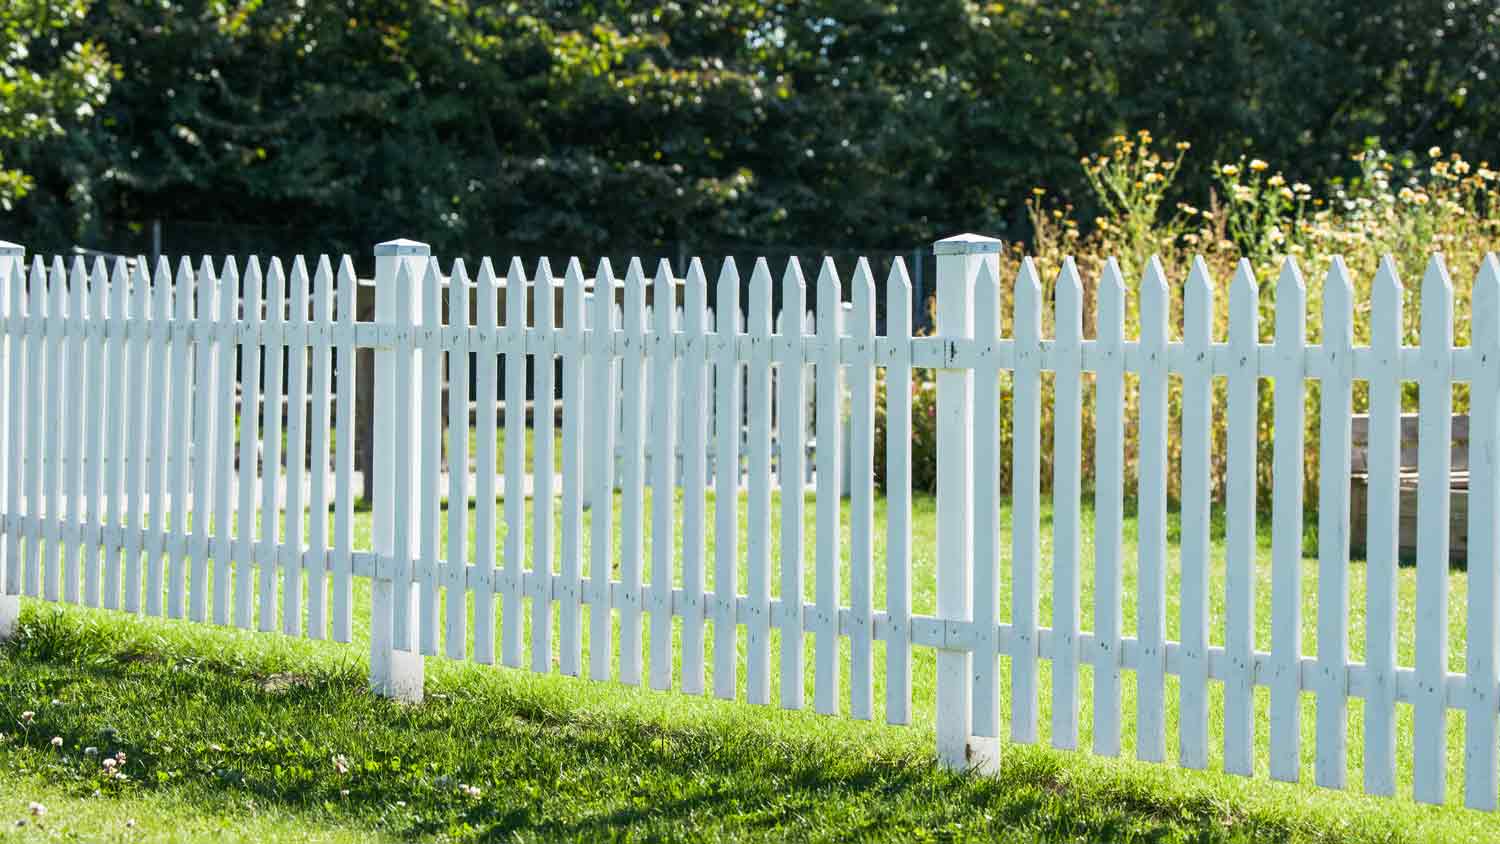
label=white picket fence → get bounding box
[1,234,1499,812]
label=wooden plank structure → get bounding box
[0,238,1498,813]
[1350,413,1470,563]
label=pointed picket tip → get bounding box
[652,258,674,293]
[684,257,707,296]
[422,255,444,292]
[195,255,217,306]
[974,254,1002,341]
[243,255,263,286]
[749,257,773,298]
[218,256,240,320]
[534,256,554,285]
[170,257,193,318]
[782,258,807,328]
[1476,253,1500,303]
[1056,256,1083,295]
[450,257,470,286]
[391,255,414,297]
[51,256,70,308]
[1418,255,1454,348]
[291,253,311,284]
[1272,257,1307,345]
[816,256,841,295]
[89,255,108,284]
[1054,258,1083,340]
[746,258,772,326]
[1471,254,1500,342]
[1420,253,1453,298]
[851,256,876,304]
[624,256,648,288]
[68,255,88,300]
[715,256,740,301]
[1186,255,1213,294]
[110,255,132,289]
[1372,255,1402,306]
[219,254,240,285]
[1276,255,1306,294]
[682,258,707,331]
[1100,257,1127,295]
[476,256,499,287]
[265,255,286,290]
[621,258,647,331]
[1231,259,1258,298]
[1140,255,1169,297]
[887,256,911,294]
[333,254,352,283]
[315,253,335,283]
[1323,256,1354,306]
[507,256,529,286]
[781,255,807,291]
[1015,255,1043,292]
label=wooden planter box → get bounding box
[1348,414,1469,565]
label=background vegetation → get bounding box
[4,0,1500,260]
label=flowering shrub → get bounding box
[893,135,1499,508]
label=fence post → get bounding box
[369,238,428,701]
[933,233,1000,772]
[0,241,19,640]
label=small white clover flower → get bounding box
[20,711,34,723]
[28,802,45,818]
[50,736,63,748]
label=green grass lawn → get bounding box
[1,491,1495,841]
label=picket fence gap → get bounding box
[1,235,1500,811]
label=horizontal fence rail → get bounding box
[0,235,1499,812]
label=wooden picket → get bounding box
[1223,260,1259,776]
[1364,258,1403,796]
[1051,258,1084,750]
[1315,258,1355,789]
[1414,256,1454,804]
[777,260,808,710]
[746,260,773,705]
[1092,259,1127,759]
[1136,258,1169,764]
[3,239,1500,813]
[1269,259,1307,783]
[1179,259,1212,769]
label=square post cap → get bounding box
[933,233,1001,255]
[374,238,430,258]
[0,241,24,258]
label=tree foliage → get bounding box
[0,0,112,210]
[6,0,1500,255]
